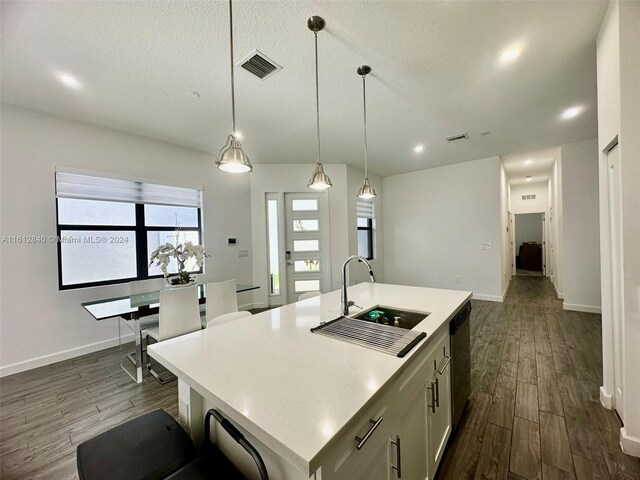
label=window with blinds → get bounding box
[54,171,203,289]
[357,199,375,260]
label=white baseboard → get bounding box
[472,293,503,302]
[600,386,614,409]
[563,303,602,314]
[620,428,640,457]
[0,333,134,378]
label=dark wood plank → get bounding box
[542,463,576,480]
[536,354,556,380]
[537,376,563,416]
[462,392,493,438]
[438,430,484,480]
[540,411,574,474]
[510,416,542,480]
[602,449,640,480]
[573,454,610,480]
[488,386,516,430]
[474,423,512,480]
[515,382,539,423]
[518,357,537,385]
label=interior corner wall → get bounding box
[346,165,384,285]
[0,104,253,376]
[560,139,601,312]
[383,156,503,301]
[249,164,350,308]
[548,156,564,298]
[596,0,640,454]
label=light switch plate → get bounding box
[238,249,249,257]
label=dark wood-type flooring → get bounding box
[1,281,638,479]
[438,276,640,480]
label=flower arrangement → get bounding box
[149,227,209,286]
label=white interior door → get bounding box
[542,212,546,276]
[607,144,625,420]
[284,193,330,303]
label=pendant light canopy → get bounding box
[216,0,252,174]
[357,65,376,199]
[307,16,332,190]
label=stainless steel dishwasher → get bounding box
[450,301,471,430]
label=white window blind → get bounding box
[356,198,374,219]
[55,172,202,208]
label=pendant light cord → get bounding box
[362,73,368,180]
[229,0,236,135]
[314,31,321,166]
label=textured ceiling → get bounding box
[1,1,607,177]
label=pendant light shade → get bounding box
[217,134,252,173]
[307,16,332,190]
[357,65,376,199]
[216,0,252,174]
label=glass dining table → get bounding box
[82,283,259,383]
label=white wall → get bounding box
[0,104,253,375]
[515,214,543,251]
[510,181,549,214]
[561,139,601,312]
[346,165,384,285]
[596,0,640,455]
[383,156,503,301]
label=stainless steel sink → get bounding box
[351,305,429,330]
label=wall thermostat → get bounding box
[227,237,237,246]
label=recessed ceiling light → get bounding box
[414,144,424,154]
[524,159,533,165]
[561,105,584,120]
[56,72,82,89]
[500,46,522,63]
[526,175,532,182]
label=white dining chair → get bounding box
[145,285,201,383]
[298,291,321,301]
[205,279,238,325]
[206,311,253,329]
[129,278,164,326]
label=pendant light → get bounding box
[216,0,252,173]
[357,65,376,199]
[307,16,332,190]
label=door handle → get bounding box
[390,435,402,478]
[354,416,383,450]
[427,381,436,413]
[438,346,451,375]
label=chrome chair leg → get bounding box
[145,335,176,385]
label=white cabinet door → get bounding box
[391,385,428,480]
[426,338,453,479]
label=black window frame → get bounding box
[357,218,374,261]
[56,201,203,290]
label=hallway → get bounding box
[438,276,640,479]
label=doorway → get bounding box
[514,213,544,276]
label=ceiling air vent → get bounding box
[238,50,282,80]
[521,194,537,200]
[445,132,469,143]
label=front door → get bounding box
[284,193,329,302]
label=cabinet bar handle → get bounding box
[435,376,440,407]
[354,416,383,450]
[438,346,451,375]
[390,435,402,478]
[427,381,436,413]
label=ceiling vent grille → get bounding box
[521,194,537,200]
[445,132,469,143]
[238,50,282,80]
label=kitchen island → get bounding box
[148,282,471,480]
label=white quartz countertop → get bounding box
[148,283,471,475]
